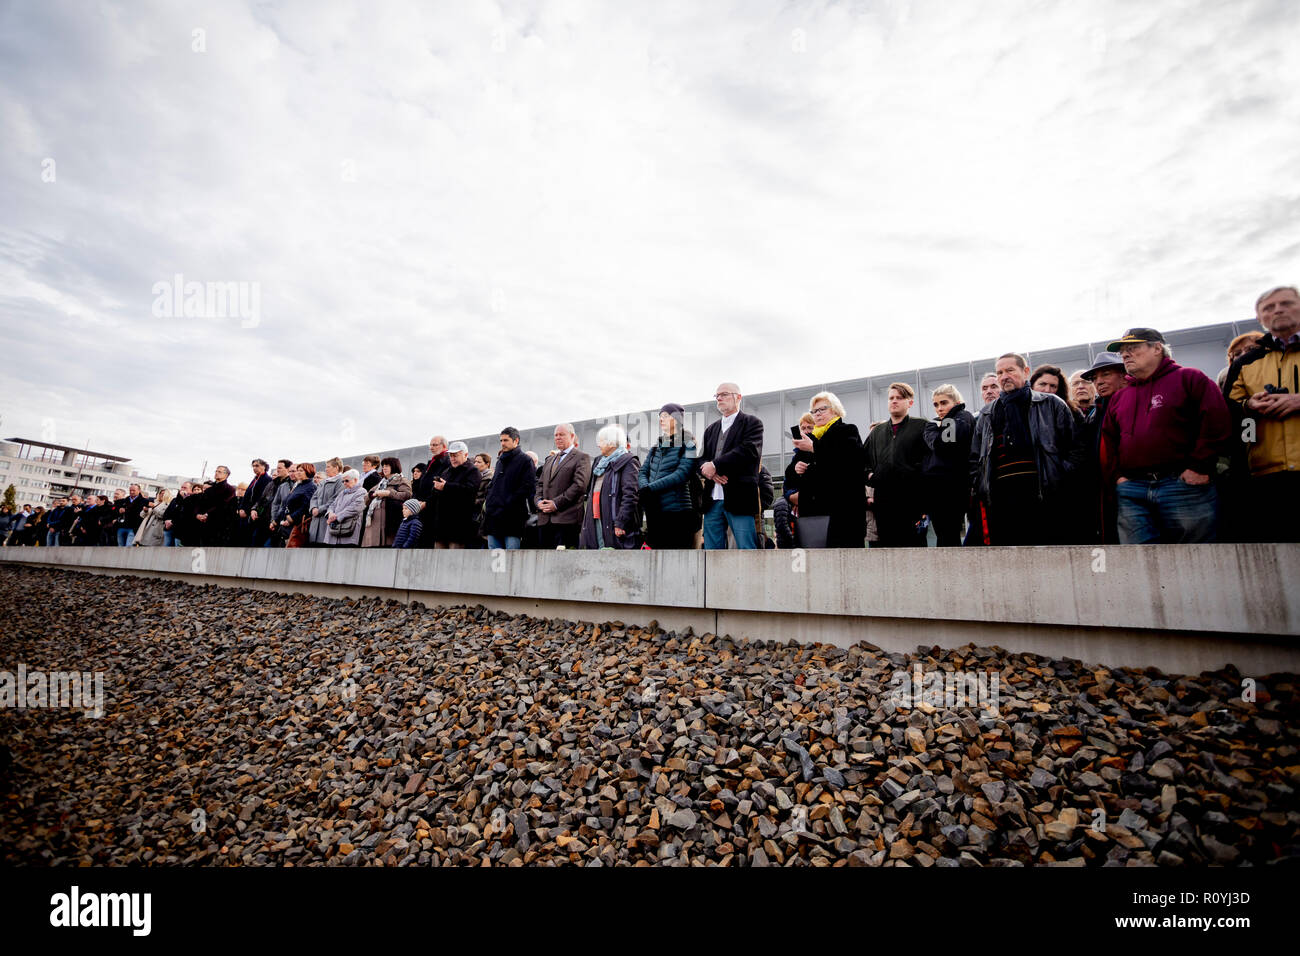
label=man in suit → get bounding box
[240,459,272,546]
[699,382,764,549]
[535,423,592,549]
[194,465,236,546]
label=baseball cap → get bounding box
[1106,328,1166,352]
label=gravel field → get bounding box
[1,566,1296,866]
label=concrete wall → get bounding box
[2,544,1297,676]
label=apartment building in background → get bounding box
[0,439,168,507]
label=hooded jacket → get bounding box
[1101,356,1229,482]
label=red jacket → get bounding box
[1100,357,1229,481]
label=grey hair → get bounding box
[596,423,627,448]
[1255,286,1298,310]
[341,469,362,482]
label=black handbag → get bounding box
[794,514,831,549]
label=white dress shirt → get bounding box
[711,411,739,501]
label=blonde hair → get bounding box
[932,384,962,405]
[798,412,815,427]
[888,382,915,400]
[327,456,345,472]
[809,391,845,418]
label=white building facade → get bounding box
[0,440,169,508]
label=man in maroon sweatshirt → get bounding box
[1100,328,1230,543]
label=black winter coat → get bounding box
[432,462,483,545]
[865,416,927,500]
[482,448,536,539]
[794,419,866,548]
[579,453,642,549]
[922,405,976,486]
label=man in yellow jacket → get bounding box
[1224,285,1300,541]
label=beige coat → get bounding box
[360,474,412,547]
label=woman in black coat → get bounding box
[788,392,866,548]
[922,384,976,547]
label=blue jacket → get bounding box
[283,479,317,523]
[637,434,698,513]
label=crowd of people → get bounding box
[3,286,1296,550]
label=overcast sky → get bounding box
[1,0,1296,481]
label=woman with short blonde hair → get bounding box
[788,391,865,547]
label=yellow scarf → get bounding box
[811,416,840,440]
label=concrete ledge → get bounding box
[2,544,1297,674]
[704,544,1300,636]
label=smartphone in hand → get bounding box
[790,425,802,439]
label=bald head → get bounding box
[714,382,741,416]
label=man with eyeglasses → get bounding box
[1100,328,1230,543]
[1224,286,1300,541]
[699,383,764,549]
[413,436,450,547]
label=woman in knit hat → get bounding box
[637,403,701,549]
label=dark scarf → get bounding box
[991,385,1034,450]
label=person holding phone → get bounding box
[788,393,865,548]
[783,412,816,515]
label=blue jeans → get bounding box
[46,530,61,547]
[487,535,521,550]
[163,530,177,547]
[1116,477,1218,544]
[117,528,136,547]
[702,499,759,549]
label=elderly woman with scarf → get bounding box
[579,424,642,549]
[637,403,700,549]
[360,457,412,548]
[789,391,866,548]
[326,470,368,547]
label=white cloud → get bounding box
[0,0,1296,480]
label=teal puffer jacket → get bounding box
[638,434,698,513]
